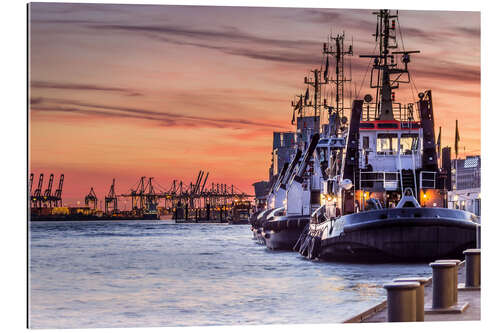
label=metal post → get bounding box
[383,282,419,322]
[430,262,456,309]
[435,259,461,304]
[463,249,481,287]
[476,225,481,249]
[393,277,429,321]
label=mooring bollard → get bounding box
[430,262,456,309]
[383,282,419,322]
[435,259,461,304]
[463,249,481,287]
[393,277,428,321]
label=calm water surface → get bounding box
[29,221,431,328]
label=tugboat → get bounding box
[251,149,302,244]
[262,134,319,249]
[295,9,480,262]
[257,32,351,250]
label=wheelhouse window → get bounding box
[362,136,370,150]
[376,133,398,155]
[399,133,419,155]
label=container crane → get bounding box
[32,173,44,208]
[53,174,64,207]
[85,187,98,210]
[105,179,118,215]
[43,174,54,207]
[29,173,34,196]
[144,177,158,211]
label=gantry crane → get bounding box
[85,187,98,210]
[53,174,64,207]
[43,174,54,207]
[144,177,158,211]
[105,179,118,215]
[32,173,44,208]
[29,173,34,197]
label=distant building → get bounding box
[447,155,481,217]
[269,131,296,180]
[447,188,480,217]
[252,181,269,211]
[452,155,481,190]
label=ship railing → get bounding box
[360,171,400,190]
[420,171,436,189]
[361,102,421,122]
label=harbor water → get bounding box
[29,221,431,329]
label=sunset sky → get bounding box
[28,2,480,206]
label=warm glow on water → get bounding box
[29,221,431,328]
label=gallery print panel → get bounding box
[28,1,480,329]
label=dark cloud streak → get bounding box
[31,81,143,96]
[30,97,286,131]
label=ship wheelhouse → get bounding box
[354,99,444,210]
[358,119,422,172]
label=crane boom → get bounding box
[44,174,54,198]
[200,172,209,194]
[29,173,34,195]
[53,174,64,207]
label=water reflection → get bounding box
[29,221,431,328]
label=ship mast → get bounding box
[323,32,353,136]
[303,69,327,134]
[360,9,419,120]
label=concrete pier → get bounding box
[346,260,480,323]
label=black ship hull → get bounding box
[262,215,309,250]
[299,207,480,262]
[250,209,274,244]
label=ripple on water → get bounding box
[29,221,431,329]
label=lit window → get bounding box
[377,133,398,155]
[399,134,419,155]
